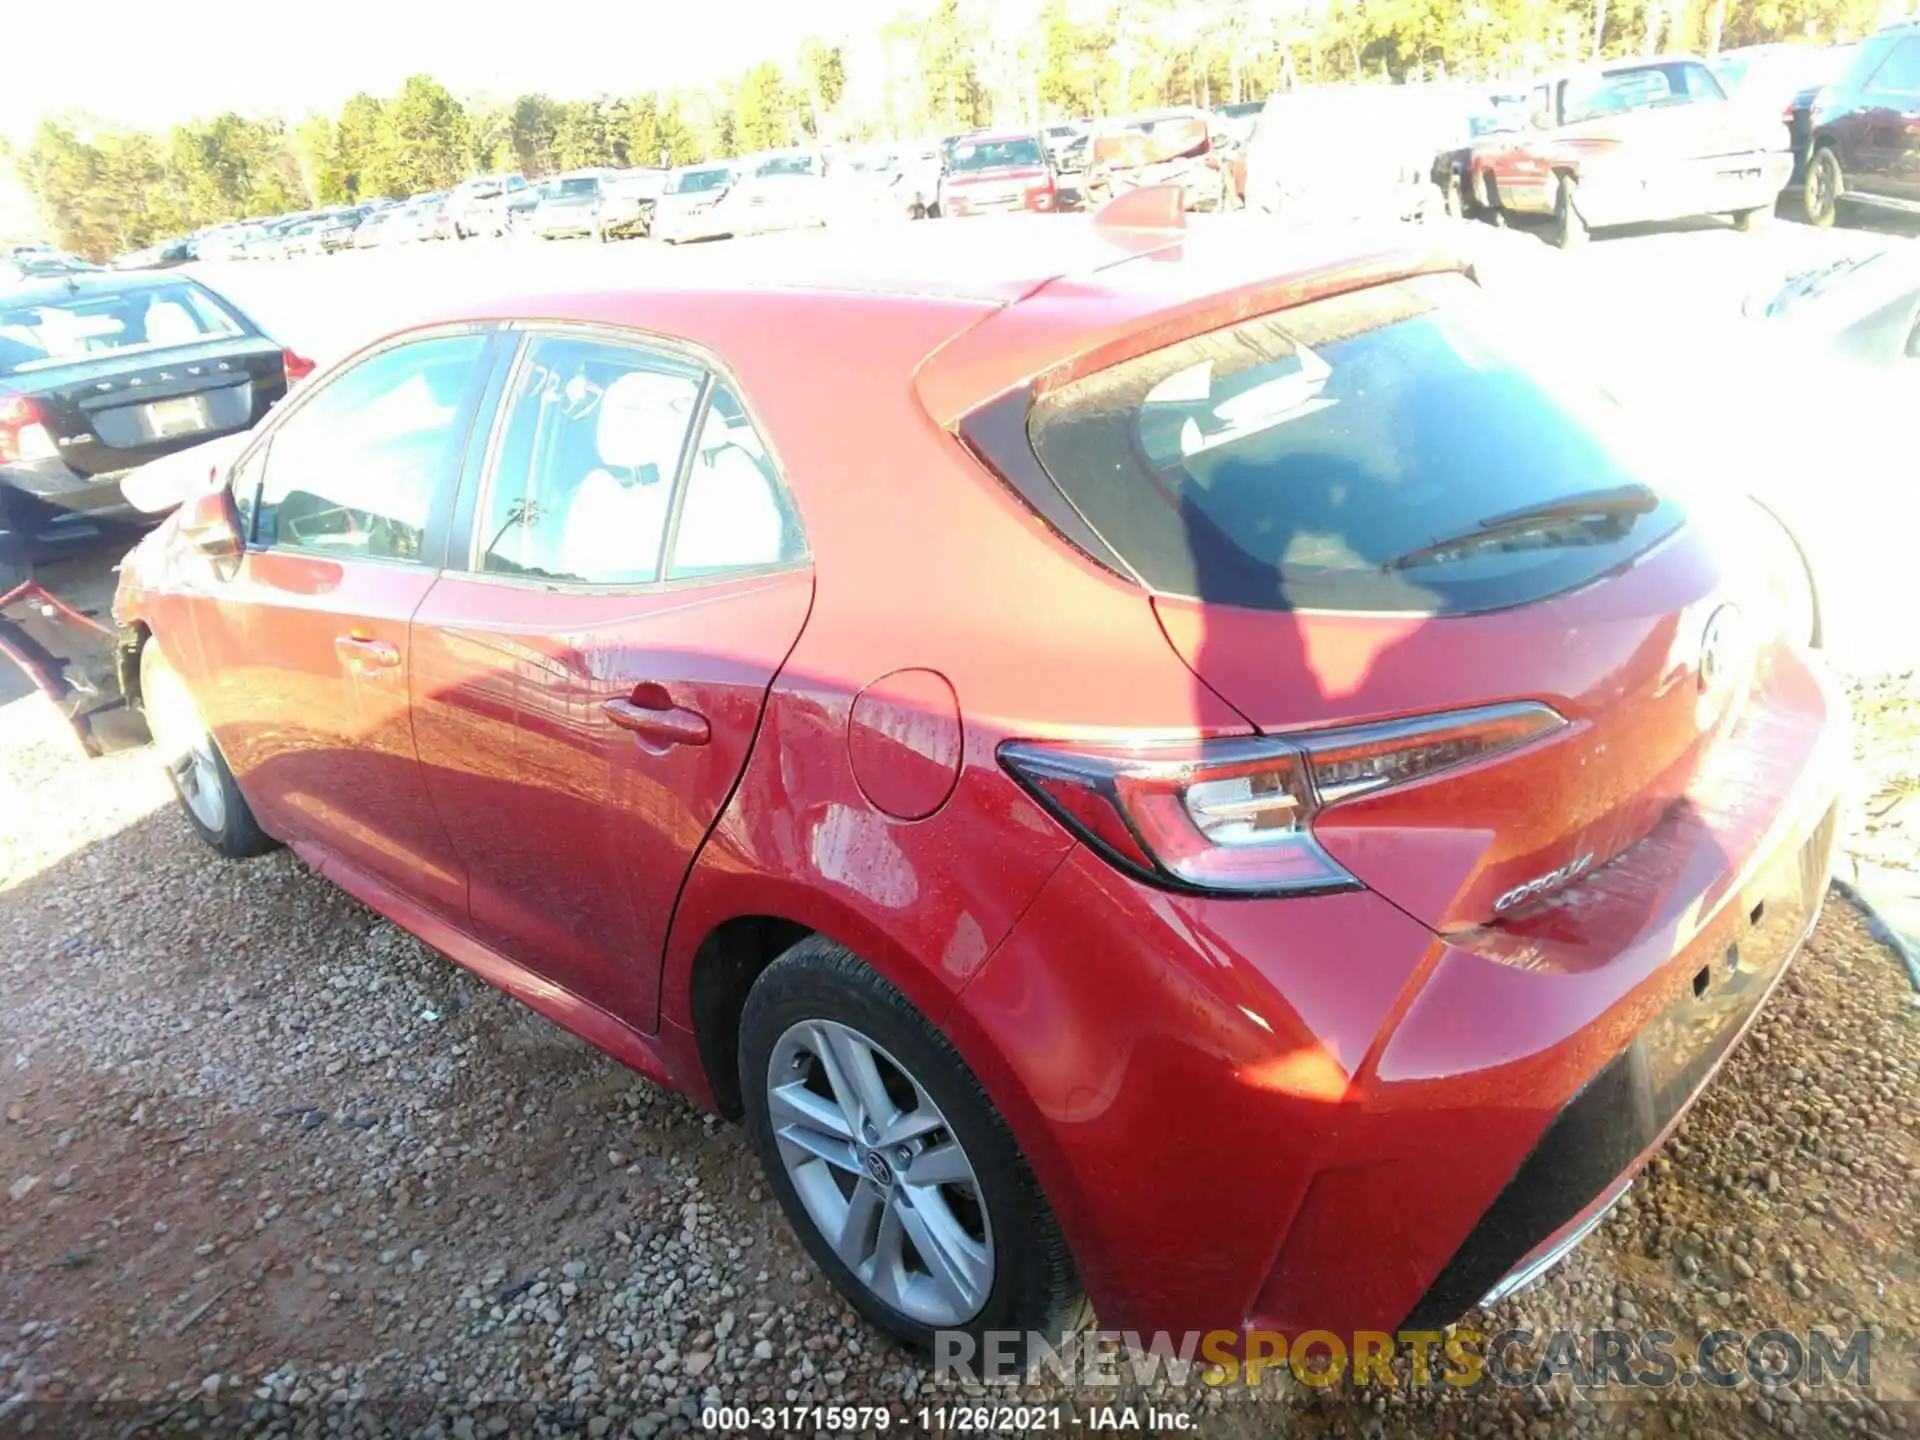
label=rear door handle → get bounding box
[604,691,711,749]
[335,634,400,669]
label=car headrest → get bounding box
[597,369,698,472]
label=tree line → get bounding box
[10,0,1887,260]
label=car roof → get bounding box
[0,269,209,305]
[417,214,1464,423]
[1597,51,1712,73]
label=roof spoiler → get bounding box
[1092,185,1188,234]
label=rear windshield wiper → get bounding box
[1384,484,1660,571]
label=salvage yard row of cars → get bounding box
[86,24,1920,274]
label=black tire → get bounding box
[740,936,1088,1369]
[1550,174,1588,249]
[139,639,277,860]
[1444,169,1465,220]
[1732,203,1774,234]
[1477,171,1508,228]
[1803,146,1843,228]
[0,488,49,590]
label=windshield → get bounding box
[1025,271,1688,617]
[556,177,599,198]
[1563,61,1725,123]
[0,281,249,377]
[667,167,731,194]
[755,156,818,177]
[949,137,1044,171]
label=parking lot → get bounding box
[3,213,1918,1436]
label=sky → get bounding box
[4,0,924,141]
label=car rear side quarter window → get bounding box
[1017,270,1688,617]
[666,382,807,580]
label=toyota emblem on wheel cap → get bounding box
[1699,604,1743,694]
[864,1151,893,1185]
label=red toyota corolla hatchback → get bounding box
[108,211,1843,1361]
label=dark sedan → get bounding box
[1,271,312,580]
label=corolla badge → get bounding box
[1494,851,1595,913]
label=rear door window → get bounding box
[1024,271,1687,617]
[477,336,703,585]
[472,335,806,587]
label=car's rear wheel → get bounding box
[1803,147,1843,228]
[1732,202,1774,233]
[1550,175,1587,249]
[740,936,1087,1369]
[140,640,276,859]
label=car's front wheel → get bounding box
[740,937,1087,1369]
[140,640,277,859]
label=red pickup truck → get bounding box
[1468,54,1793,246]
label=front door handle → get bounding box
[604,691,711,749]
[335,634,400,669]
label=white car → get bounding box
[655,152,829,243]
[828,146,939,221]
[650,163,739,243]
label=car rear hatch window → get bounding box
[0,282,246,378]
[1024,269,1687,618]
[951,138,1045,172]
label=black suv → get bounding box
[1804,21,1920,226]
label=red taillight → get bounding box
[0,392,45,465]
[282,349,316,383]
[1000,702,1565,898]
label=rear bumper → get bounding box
[952,647,1847,1338]
[1577,150,1794,227]
[4,465,135,515]
[1402,799,1836,1328]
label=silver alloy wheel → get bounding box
[145,657,227,834]
[767,1019,994,1326]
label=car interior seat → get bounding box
[558,368,696,583]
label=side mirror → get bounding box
[178,487,242,559]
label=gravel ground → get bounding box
[1,643,1914,1437]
